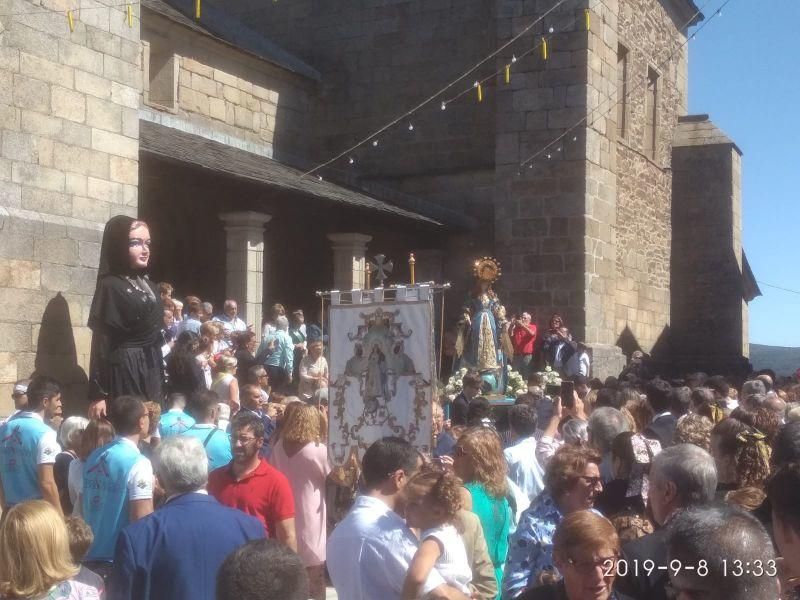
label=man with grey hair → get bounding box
[666,505,779,600]
[112,436,264,600]
[618,444,717,600]
[740,379,766,410]
[587,407,629,482]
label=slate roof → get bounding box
[141,0,321,81]
[139,121,476,228]
[674,115,742,155]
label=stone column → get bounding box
[327,233,372,289]
[220,212,271,340]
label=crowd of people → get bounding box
[2,351,800,599]
[1,216,799,600]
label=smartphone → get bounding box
[561,380,575,409]
[545,383,561,398]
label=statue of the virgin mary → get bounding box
[454,258,512,391]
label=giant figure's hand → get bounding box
[89,399,107,420]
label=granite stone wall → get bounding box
[0,0,142,414]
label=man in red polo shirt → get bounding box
[511,312,537,378]
[208,412,297,551]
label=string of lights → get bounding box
[518,0,731,169]
[299,0,578,178]
[757,281,800,296]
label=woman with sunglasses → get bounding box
[504,445,604,599]
[517,510,632,600]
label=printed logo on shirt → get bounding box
[1,426,22,446]
[43,446,54,456]
[86,453,111,478]
[136,479,149,490]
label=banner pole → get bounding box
[438,289,446,380]
[319,293,325,410]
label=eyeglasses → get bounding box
[129,238,152,248]
[231,435,258,446]
[575,475,603,487]
[566,555,617,576]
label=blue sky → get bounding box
[687,0,800,347]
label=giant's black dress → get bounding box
[88,216,164,406]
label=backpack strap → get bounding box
[202,428,219,448]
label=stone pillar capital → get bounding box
[326,232,373,249]
[220,211,272,230]
[327,233,372,290]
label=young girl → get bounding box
[402,469,472,599]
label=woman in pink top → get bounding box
[270,404,331,600]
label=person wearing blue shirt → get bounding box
[112,435,264,600]
[0,375,63,514]
[159,393,196,438]
[261,316,294,392]
[82,395,154,578]
[184,391,232,472]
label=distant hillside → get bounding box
[749,344,800,376]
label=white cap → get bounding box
[12,382,28,396]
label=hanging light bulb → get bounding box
[408,123,414,131]
[548,26,554,33]
[441,101,447,110]
[546,154,551,159]
[348,157,354,164]
[573,136,578,141]
[372,139,379,147]
[318,175,323,181]
[511,54,517,63]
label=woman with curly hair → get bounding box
[711,416,772,501]
[618,388,653,433]
[401,468,471,599]
[453,427,512,597]
[504,445,603,599]
[674,413,713,451]
[270,404,330,600]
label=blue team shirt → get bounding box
[83,438,151,561]
[159,409,196,438]
[183,425,233,472]
[0,413,59,505]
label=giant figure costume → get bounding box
[88,215,164,406]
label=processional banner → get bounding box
[328,290,435,467]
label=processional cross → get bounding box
[370,254,393,287]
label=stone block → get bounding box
[109,156,138,185]
[4,24,60,63]
[110,82,139,109]
[53,143,109,179]
[183,58,213,78]
[33,236,79,265]
[209,97,226,121]
[78,240,101,268]
[51,86,86,123]
[19,52,74,88]
[121,108,138,138]
[0,287,44,324]
[40,262,96,294]
[58,39,104,76]
[0,71,12,106]
[0,322,33,352]
[104,54,140,89]
[511,218,548,238]
[65,173,87,195]
[0,181,22,208]
[12,162,65,192]
[86,96,122,132]
[72,195,110,222]
[86,176,125,204]
[21,187,72,217]
[191,73,219,97]
[222,86,241,104]
[0,352,17,384]
[75,70,112,99]
[213,68,239,87]
[523,254,564,273]
[91,129,138,160]
[2,131,35,162]
[87,29,122,58]
[120,40,141,67]
[59,121,92,149]
[234,105,254,129]
[0,47,19,75]
[0,105,21,132]
[0,258,41,290]
[0,225,34,259]
[12,74,50,113]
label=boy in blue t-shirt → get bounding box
[184,391,232,472]
[159,393,196,438]
[0,375,63,513]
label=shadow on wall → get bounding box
[33,293,88,415]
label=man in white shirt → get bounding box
[213,299,248,346]
[327,437,469,600]
[504,404,544,503]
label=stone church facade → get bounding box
[0,0,757,413]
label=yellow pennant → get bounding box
[194,0,201,19]
[542,38,549,60]
[67,10,75,32]
[504,64,511,84]
[477,82,483,102]
[585,8,591,31]
[127,4,133,27]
